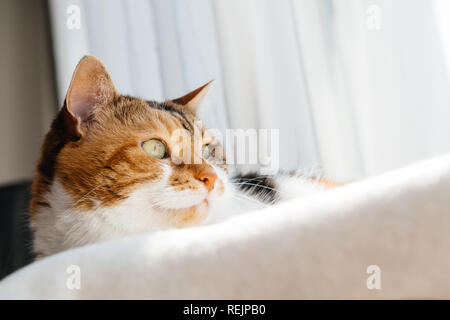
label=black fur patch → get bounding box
[232,173,279,204]
[145,100,194,134]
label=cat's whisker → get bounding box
[61,184,103,214]
[230,181,284,195]
[229,198,267,209]
[228,193,267,208]
[231,175,268,183]
[230,185,281,205]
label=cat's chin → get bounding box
[164,199,209,227]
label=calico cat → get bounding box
[30,56,336,258]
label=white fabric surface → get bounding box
[1,155,450,299]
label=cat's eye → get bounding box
[142,139,167,159]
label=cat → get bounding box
[29,56,337,258]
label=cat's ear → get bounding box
[172,80,213,113]
[63,55,117,137]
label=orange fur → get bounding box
[317,178,343,188]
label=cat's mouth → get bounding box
[150,182,225,226]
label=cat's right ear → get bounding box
[62,55,117,138]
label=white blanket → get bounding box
[1,155,450,299]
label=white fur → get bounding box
[30,164,239,257]
[274,174,327,201]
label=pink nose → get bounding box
[196,170,218,192]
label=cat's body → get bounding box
[30,56,334,258]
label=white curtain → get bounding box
[49,0,450,181]
[49,0,318,176]
[294,0,450,180]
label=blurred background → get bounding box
[2,0,450,278]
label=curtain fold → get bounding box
[213,0,319,173]
[296,0,450,179]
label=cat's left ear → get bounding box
[63,55,117,138]
[172,80,213,113]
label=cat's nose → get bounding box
[196,169,218,192]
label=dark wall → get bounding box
[0,182,35,280]
[0,0,56,279]
[0,0,57,185]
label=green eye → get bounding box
[142,139,167,159]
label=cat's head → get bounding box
[30,56,230,256]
